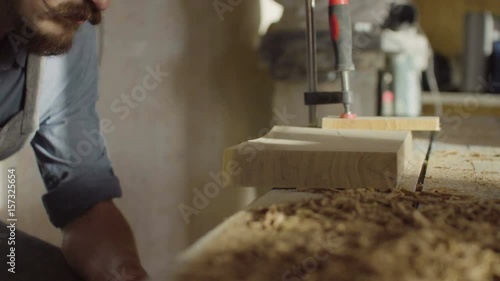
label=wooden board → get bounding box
[423,117,500,199]
[223,126,412,190]
[322,117,440,131]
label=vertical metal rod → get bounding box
[305,0,318,127]
[341,71,352,114]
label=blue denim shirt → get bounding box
[0,23,122,228]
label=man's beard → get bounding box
[13,1,102,56]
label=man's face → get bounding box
[13,0,102,56]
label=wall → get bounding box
[414,0,500,58]
[0,0,274,279]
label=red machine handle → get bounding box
[329,0,354,71]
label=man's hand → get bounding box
[92,0,111,10]
[61,201,150,281]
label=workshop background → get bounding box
[1,0,499,280]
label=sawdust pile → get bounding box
[175,189,500,281]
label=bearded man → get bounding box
[0,1,150,280]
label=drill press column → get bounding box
[305,0,318,127]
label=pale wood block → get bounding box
[322,116,441,131]
[223,126,412,190]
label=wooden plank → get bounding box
[223,126,412,190]
[246,188,323,209]
[322,116,440,131]
[423,117,500,199]
[236,133,431,194]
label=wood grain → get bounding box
[322,117,441,131]
[223,126,412,190]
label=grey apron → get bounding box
[0,55,42,161]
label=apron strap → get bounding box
[21,54,42,135]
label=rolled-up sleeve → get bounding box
[31,23,122,228]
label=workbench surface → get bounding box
[175,116,500,281]
[423,116,500,198]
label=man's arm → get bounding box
[31,23,149,280]
[62,201,149,281]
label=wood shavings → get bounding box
[175,189,500,281]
